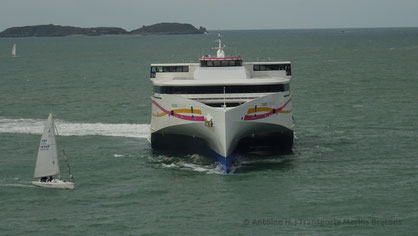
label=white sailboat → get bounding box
[12,43,16,57]
[32,113,75,189]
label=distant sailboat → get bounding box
[12,43,16,57]
[32,113,75,189]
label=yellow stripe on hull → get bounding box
[152,108,202,117]
[247,107,292,114]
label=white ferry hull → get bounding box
[32,179,75,190]
[150,92,294,172]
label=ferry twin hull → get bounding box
[150,93,294,172]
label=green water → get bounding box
[1,28,417,235]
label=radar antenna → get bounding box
[212,33,226,58]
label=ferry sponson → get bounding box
[0,23,208,37]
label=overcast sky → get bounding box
[1,0,418,31]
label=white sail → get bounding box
[12,44,16,57]
[33,113,60,178]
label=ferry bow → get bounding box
[149,34,294,173]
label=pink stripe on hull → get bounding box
[152,100,205,122]
[244,99,292,121]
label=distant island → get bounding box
[131,23,207,35]
[0,23,208,37]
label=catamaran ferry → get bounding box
[150,34,294,172]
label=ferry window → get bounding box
[200,59,242,67]
[154,84,289,94]
[284,65,291,76]
[253,63,291,75]
[260,65,268,71]
[150,66,189,76]
[284,83,290,91]
[150,67,157,78]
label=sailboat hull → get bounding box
[32,179,75,190]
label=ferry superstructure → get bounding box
[150,34,294,172]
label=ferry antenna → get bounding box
[212,33,226,58]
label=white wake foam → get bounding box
[161,161,225,174]
[0,117,150,138]
[0,183,36,188]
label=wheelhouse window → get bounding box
[150,66,189,78]
[200,59,242,67]
[153,84,289,94]
[253,63,291,76]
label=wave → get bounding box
[149,154,228,174]
[0,117,150,138]
[161,161,226,174]
[0,183,36,188]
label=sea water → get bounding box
[0,28,417,235]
